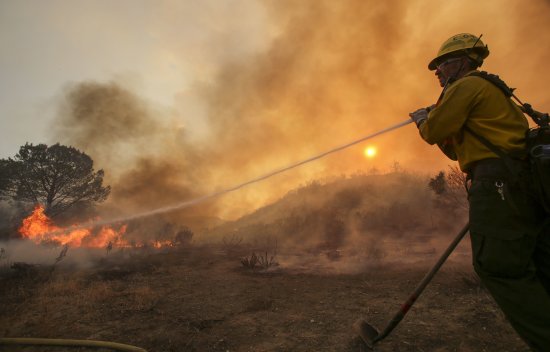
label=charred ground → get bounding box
[0,247,527,352]
[0,172,529,351]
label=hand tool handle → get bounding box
[375,223,470,342]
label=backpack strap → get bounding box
[463,125,509,160]
[463,125,521,181]
[462,71,527,181]
[468,71,549,127]
[467,71,515,97]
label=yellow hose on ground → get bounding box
[0,337,147,351]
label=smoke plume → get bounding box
[53,0,550,223]
[55,82,208,221]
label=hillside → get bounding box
[203,172,468,268]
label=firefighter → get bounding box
[409,33,550,351]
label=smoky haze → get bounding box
[53,0,550,221]
[55,82,209,220]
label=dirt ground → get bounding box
[0,244,529,352]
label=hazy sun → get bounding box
[364,146,377,158]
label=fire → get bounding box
[18,205,127,248]
[152,240,175,249]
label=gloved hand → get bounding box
[409,107,430,127]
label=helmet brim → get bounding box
[428,52,463,71]
[427,47,489,71]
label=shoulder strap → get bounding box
[464,125,522,181]
[462,72,522,169]
[463,125,509,159]
[467,71,515,97]
[468,71,549,127]
[463,71,518,161]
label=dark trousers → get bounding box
[468,159,550,351]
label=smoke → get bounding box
[54,81,210,224]
[194,0,550,218]
[56,82,157,156]
[51,0,550,223]
[0,240,102,269]
[203,172,470,274]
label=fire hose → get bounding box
[2,118,414,352]
[56,118,414,231]
[0,337,147,351]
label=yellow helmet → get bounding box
[428,33,490,71]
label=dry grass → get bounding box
[0,244,529,352]
[241,251,278,270]
[0,173,525,351]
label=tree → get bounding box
[0,143,110,218]
[428,171,446,195]
[428,165,468,211]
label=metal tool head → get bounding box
[354,319,380,349]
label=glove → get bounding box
[409,107,430,127]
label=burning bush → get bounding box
[15,205,195,252]
[18,204,126,248]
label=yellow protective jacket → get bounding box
[419,71,528,171]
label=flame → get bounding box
[18,205,127,248]
[152,240,175,249]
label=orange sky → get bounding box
[2,0,550,220]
